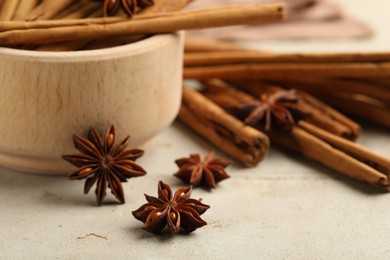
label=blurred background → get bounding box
[187,0,389,52]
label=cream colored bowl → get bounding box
[0,32,184,175]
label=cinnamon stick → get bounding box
[180,87,270,167]
[184,51,390,66]
[0,3,285,46]
[303,91,390,128]
[285,125,389,190]
[0,12,204,32]
[264,77,390,104]
[0,0,20,21]
[36,8,104,52]
[299,121,390,176]
[183,63,390,80]
[0,17,124,32]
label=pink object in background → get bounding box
[186,0,372,40]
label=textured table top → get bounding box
[1,0,390,259]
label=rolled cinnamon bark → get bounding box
[265,77,390,104]
[184,51,390,66]
[0,3,285,46]
[0,17,123,32]
[303,90,390,128]
[183,63,390,80]
[285,125,389,190]
[299,121,390,176]
[180,87,270,167]
[0,11,201,32]
[36,8,104,52]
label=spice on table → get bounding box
[203,79,360,140]
[132,180,210,234]
[236,89,308,131]
[199,80,390,191]
[62,125,146,206]
[92,0,154,17]
[174,152,231,189]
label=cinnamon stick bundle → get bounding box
[300,90,390,128]
[199,80,390,190]
[184,51,390,66]
[204,79,361,140]
[264,77,390,103]
[0,3,285,46]
[180,87,270,167]
[37,0,195,52]
[183,39,390,128]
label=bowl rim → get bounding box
[0,32,182,62]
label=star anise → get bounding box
[137,0,154,8]
[132,180,210,234]
[62,125,146,206]
[92,0,154,17]
[237,89,308,131]
[174,152,231,189]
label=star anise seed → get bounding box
[137,0,154,8]
[92,0,154,17]
[62,125,146,206]
[237,89,309,131]
[174,152,231,189]
[132,180,210,234]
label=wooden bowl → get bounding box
[0,32,184,175]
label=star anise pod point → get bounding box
[238,89,309,131]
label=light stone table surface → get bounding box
[1,0,390,259]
